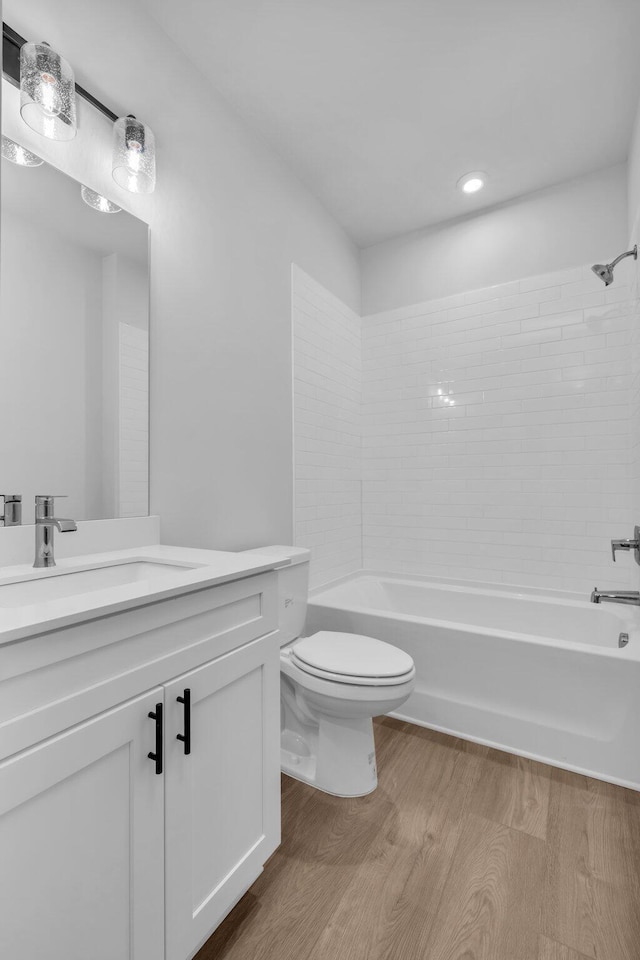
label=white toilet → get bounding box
[244,546,416,797]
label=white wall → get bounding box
[361,165,628,315]
[362,265,635,593]
[629,96,640,240]
[292,267,361,588]
[4,0,361,550]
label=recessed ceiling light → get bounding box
[457,171,486,194]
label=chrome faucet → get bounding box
[591,587,640,606]
[34,495,77,568]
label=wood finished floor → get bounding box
[195,717,640,960]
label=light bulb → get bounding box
[39,71,61,116]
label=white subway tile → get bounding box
[296,264,635,594]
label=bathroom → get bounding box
[1,0,640,957]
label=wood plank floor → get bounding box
[195,717,640,960]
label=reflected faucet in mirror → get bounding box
[0,493,22,526]
[34,495,77,568]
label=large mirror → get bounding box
[1,136,150,524]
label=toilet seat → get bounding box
[290,631,415,687]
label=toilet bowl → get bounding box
[280,631,415,795]
[242,546,416,797]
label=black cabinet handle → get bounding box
[176,688,191,755]
[147,702,163,774]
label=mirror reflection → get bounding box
[1,139,150,523]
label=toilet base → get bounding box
[281,714,379,798]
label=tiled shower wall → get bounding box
[292,266,362,588]
[362,266,634,593]
[293,264,635,593]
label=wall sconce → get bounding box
[112,115,156,194]
[1,134,43,166]
[80,184,121,213]
[19,41,77,141]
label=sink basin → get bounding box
[0,561,198,608]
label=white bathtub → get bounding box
[305,573,640,790]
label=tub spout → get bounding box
[591,587,640,606]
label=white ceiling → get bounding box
[142,0,640,247]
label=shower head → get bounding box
[591,245,637,286]
[591,262,614,285]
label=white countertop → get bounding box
[0,544,282,646]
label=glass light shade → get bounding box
[1,135,43,167]
[80,185,122,214]
[19,41,77,141]
[112,116,156,194]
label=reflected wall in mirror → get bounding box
[1,135,150,523]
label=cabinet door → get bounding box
[165,634,281,960]
[0,689,165,960]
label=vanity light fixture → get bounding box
[457,171,486,194]
[80,184,121,214]
[3,24,157,194]
[1,134,43,166]
[19,40,77,141]
[112,115,156,194]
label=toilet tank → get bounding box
[241,545,310,646]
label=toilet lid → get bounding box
[291,631,414,685]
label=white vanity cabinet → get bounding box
[0,688,165,960]
[164,635,280,960]
[0,568,281,960]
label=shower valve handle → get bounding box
[611,540,636,560]
[611,527,640,565]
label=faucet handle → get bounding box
[35,495,67,520]
[611,539,634,561]
[611,537,640,562]
[0,494,22,527]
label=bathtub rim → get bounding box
[307,569,640,661]
[310,567,587,603]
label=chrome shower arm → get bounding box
[609,246,637,270]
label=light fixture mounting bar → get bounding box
[2,21,119,123]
